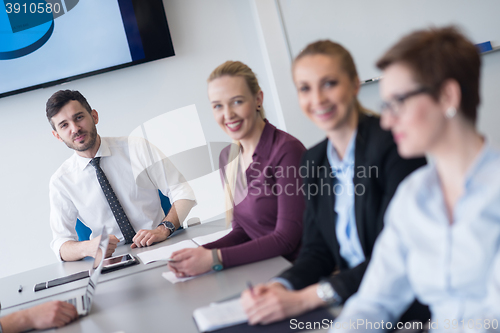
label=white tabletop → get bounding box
[0,219,294,332]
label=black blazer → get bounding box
[279,114,426,301]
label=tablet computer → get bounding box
[101,254,139,274]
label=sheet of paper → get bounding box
[193,298,248,332]
[192,228,232,246]
[162,271,196,284]
[161,270,213,284]
[137,239,198,264]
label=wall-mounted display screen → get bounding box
[0,0,174,98]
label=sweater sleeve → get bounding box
[203,223,251,249]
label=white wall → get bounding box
[0,0,286,279]
[278,0,500,147]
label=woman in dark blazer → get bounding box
[241,40,427,325]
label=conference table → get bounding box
[0,219,334,332]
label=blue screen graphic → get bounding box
[0,0,147,96]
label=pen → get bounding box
[362,76,383,84]
[247,281,254,297]
[18,285,23,293]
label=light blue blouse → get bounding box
[326,131,365,268]
[273,131,365,292]
[332,142,500,332]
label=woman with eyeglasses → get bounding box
[330,26,500,332]
[240,40,427,325]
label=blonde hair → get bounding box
[208,61,266,226]
[293,40,377,117]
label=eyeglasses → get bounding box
[380,87,430,117]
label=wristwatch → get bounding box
[316,280,340,305]
[211,249,223,271]
[158,221,176,237]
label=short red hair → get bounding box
[377,26,481,124]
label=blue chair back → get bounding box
[75,190,172,241]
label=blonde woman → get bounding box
[241,41,427,325]
[169,61,306,276]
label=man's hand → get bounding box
[0,301,77,332]
[168,247,212,277]
[131,226,169,248]
[129,198,195,250]
[60,234,119,262]
[91,234,119,267]
[105,235,119,257]
[90,234,119,258]
[25,301,78,330]
[241,282,322,325]
[93,235,119,266]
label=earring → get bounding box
[446,106,457,119]
[257,105,261,112]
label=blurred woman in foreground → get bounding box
[331,26,500,332]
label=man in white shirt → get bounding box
[47,90,196,261]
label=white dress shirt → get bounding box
[49,136,196,258]
[331,143,500,332]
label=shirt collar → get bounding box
[75,136,111,170]
[327,129,357,170]
[426,138,492,191]
[253,119,275,160]
[463,138,491,189]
